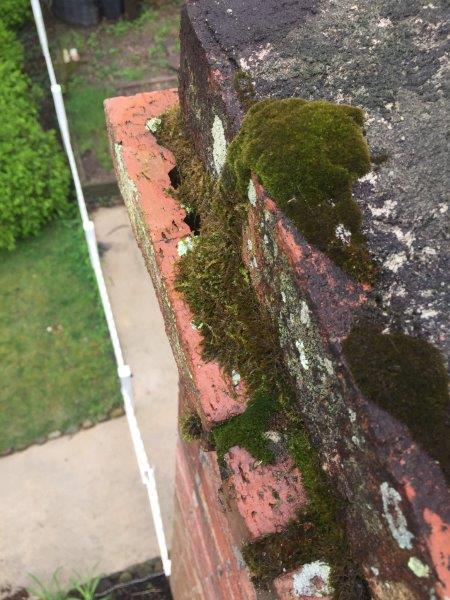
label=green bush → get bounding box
[0,0,31,30]
[0,16,70,250]
[0,20,24,65]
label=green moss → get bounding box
[159,109,283,394]
[179,411,203,442]
[242,514,368,599]
[343,324,450,479]
[212,387,278,463]
[157,107,215,216]
[234,69,256,112]
[155,106,366,597]
[227,98,376,283]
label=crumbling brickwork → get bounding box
[106,1,449,598]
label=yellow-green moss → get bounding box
[179,411,203,442]
[158,109,283,394]
[227,98,377,283]
[211,386,278,463]
[234,69,256,112]
[343,324,449,479]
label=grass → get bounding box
[54,3,181,175]
[0,215,121,452]
[65,85,114,170]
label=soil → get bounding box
[0,561,172,600]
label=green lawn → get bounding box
[0,216,121,452]
[65,85,115,170]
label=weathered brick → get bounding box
[225,447,307,539]
[105,90,246,428]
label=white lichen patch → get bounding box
[420,307,438,319]
[212,115,227,174]
[300,302,310,326]
[421,246,437,258]
[292,561,332,597]
[231,370,241,386]
[407,557,430,578]
[322,357,334,375]
[348,408,357,423]
[239,57,250,71]
[385,251,407,273]
[378,17,393,28]
[146,117,162,133]
[352,435,362,448]
[335,223,352,245]
[177,236,195,256]
[248,179,257,206]
[368,199,397,218]
[380,482,414,549]
[247,239,253,252]
[295,340,309,370]
[392,227,415,251]
[263,430,281,444]
[359,171,378,185]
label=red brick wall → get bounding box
[106,90,319,599]
[106,75,449,599]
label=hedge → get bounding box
[0,16,70,250]
[0,0,31,30]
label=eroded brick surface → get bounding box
[225,447,307,539]
[105,91,246,427]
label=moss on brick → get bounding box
[234,69,256,112]
[211,386,278,463]
[227,98,377,283]
[179,410,203,442]
[155,105,368,597]
[343,324,450,479]
[159,109,283,395]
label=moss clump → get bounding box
[212,386,278,463]
[243,520,369,598]
[343,324,450,479]
[179,411,203,442]
[242,519,323,583]
[234,69,256,112]
[156,107,215,217]
[227,98,376,283]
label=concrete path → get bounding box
[0,206,178,588]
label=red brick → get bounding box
[225,446,307,538]
[105,91,246,428]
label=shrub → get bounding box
[0,20,24,65]
[0,0,31,30]
[0,61,70,249]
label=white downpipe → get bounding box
[122,388,171,576]
[30,0,171,577]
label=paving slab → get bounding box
[0,206,178,588]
